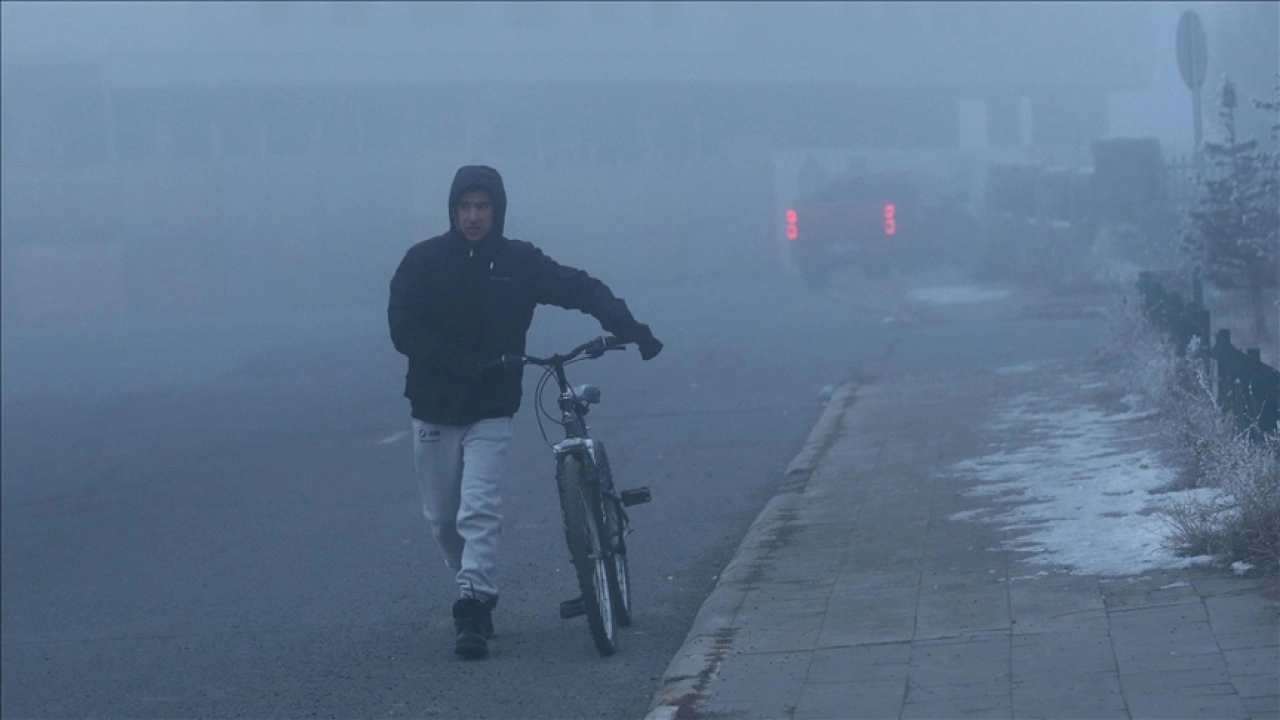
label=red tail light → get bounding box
[883,204,897,236]
[785,209,799,241]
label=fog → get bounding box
[8,5,1280,717]
[0,1,1273,326]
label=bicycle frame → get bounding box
[551,376,596,462]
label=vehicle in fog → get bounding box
[788,170,920,286]
[786,165,983,286]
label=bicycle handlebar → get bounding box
[482,335,627,370]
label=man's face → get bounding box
[455,189,493,243]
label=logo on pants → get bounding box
[418,428,442,443]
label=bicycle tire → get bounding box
[593,442,633,627]
[556,454,618,656]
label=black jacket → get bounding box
[388,166,647,426]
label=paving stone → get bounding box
[740,581,839,605]
[916,583,1010,638]
[1119,665,1231,694]
[1006,575,1107,633]
[782,522,859,551]
[817,613,916,647]
[825,588,919,620]
[1193,574,1279,597]
[920,555,1008,576]
[908,635,1010,687]
[735,592,830,631]
[1224,646,1280,678]
[1113,646,1228,675]
[905,679,1009,704]
[1109,609,1219,662]
[900,697,1011,719]
[1011,630,1118,677]
[920,570,1010,593]
[921,535,1005,562]
[696,651,811,718]
[1011,668,1120,690]
[1242,695,1280,716]
[1013,608,1112,638]
[749,551,849,584]
[731,626,824,654]
[806,644,912,685]
[1101,581,1205,612]
[1011,679,1129,720]
[793,679,905,720]
[1215,629,1280,652]
[1107,602,1212,633]
[1203,592,1280,637]
[1231,674,1280,699]
[1111,630,1221,663]
[1123,685,1250,719]
[831,569,921,596]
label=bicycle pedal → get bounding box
[619,487,651,507]
[559,596,585,619]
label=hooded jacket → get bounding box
[388,166,647,426]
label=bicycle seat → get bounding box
[572,384,602,404]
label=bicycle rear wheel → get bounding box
[556,454,618,656]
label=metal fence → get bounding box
[1138,271,1279,440]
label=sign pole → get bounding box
[1192,87,1203,167]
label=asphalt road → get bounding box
[1,272,1106,719]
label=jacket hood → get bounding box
[448,165,507,242]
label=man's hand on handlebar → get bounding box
[614,322,663,361]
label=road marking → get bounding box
[378,431,409,445]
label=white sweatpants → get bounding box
[412,417,514,601]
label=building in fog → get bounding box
[1,1,1156,321]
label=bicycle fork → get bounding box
[554,441,651,620]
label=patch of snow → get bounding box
[998,571,1051,582]
[946,374,1217,577]
[908,285,1012,306]
[1159,581,1192,590]
[949,508,994,522]
[1232,561,1255,576]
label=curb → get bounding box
[643,382,859,720]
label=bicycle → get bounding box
[490,335,652,656]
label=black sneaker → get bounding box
[452,598,491,659]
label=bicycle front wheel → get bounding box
[593,442,632,627]
[556,455,618,656]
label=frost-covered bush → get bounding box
[1106,289,1280,573]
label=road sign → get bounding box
[1176,10,1208,157]
[1177,10,1208,91]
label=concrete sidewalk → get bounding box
[646,357,1279,720]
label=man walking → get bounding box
[388,165,663,659]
